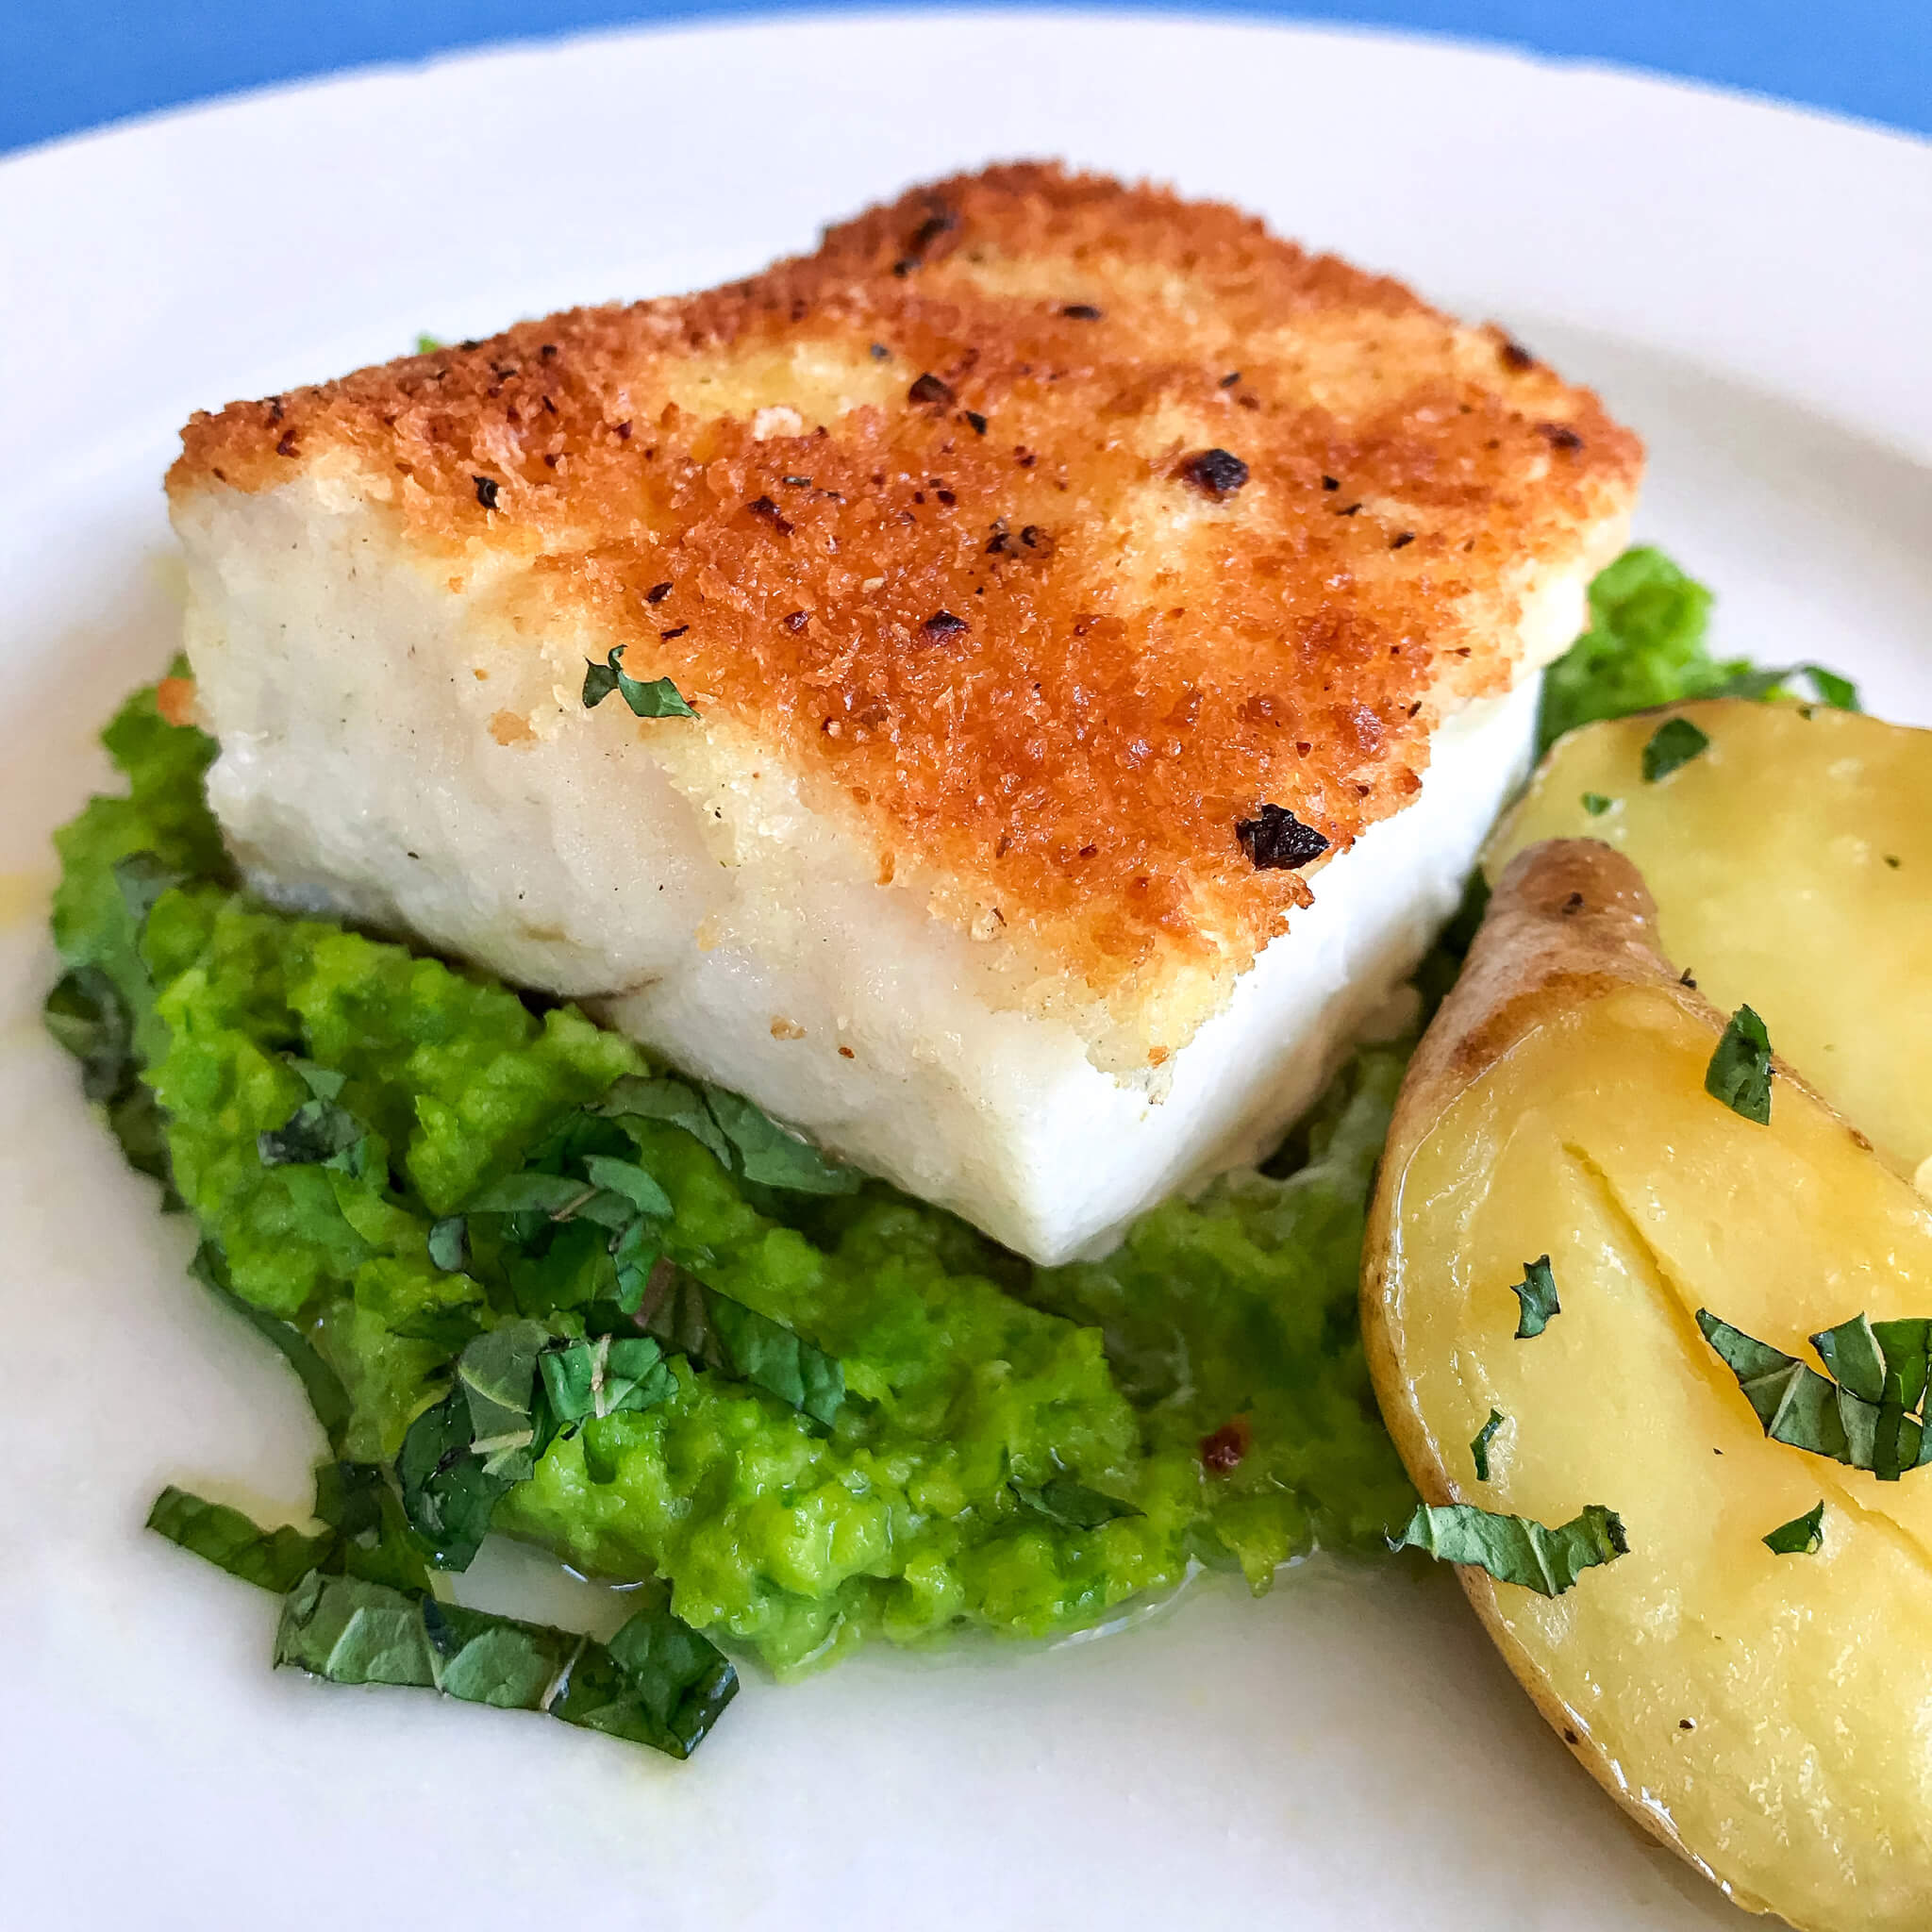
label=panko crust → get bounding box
[170,161,1641,1037]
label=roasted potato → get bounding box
[1364,839,1932,1931]
[1484,699,1932,1187]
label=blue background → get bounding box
[5,0,1929,157]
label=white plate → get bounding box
[2,16,1927,1927]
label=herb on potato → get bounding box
[1471,1409,1506,1482]
[1641,716,1711,782]
[1762,1502,1825,1556]
[1509,1256,1560,1339]
[1394,1501,1628,1596]
[1705,1006,1774,1124]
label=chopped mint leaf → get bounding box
[538,1333,675,1424]
[630,1266,845,1426]
[456,1319,551,1478]
[273,1573,734,1759]
[1762,1502,1825,1556]
[147,1486,334,1592]
[396,1386,520,1571]
[1697,1308,1932,1480]
[594,1074,734,1166]
[258,1057,369,1172]
[1395,1501,1626,1596]
[190,1242,354,1451]
[414,333,444,354]
[1509,1256,1560,1339]
[1710,663,1860,711]
[463,1172,594,1216]
[427,1215,469,1273]
[1011,1474,1142,1530]
[1706,1005,1773,1124]
[581,1154,674,1221]
[701,1086,861,1194]
[582,645,698,719]
[1641,716,1711,782]
[44,963,136,1103]
[1580,791,1613,817]
[1471,1409,1506,1482]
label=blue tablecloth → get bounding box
[6,0,1928,157]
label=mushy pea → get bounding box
[50,677,1416,1679]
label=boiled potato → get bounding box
[1484,699,1932,1186]
[1363,839,1932,1931]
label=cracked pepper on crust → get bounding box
[170,160,1640,1063]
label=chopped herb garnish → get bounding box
[1011,1474,1142,1530]
[1762,1502,1824,1555]
[630,1265,845,1428]
[1581,791,1613,816]
[699,1083,861,1193]
[582,645,698,720]
[1698,1308,1932,1480]
[257,1057,369,1173]
[148,1486,335,1592]
[1706,1005,1773,1124]
[414,333,444,354]
[1710,663,1860,711]
[1509,1256,1560,1339]
[1394,1501,1627,1596]
[1641,715,1710,781]
[191,1242,355,1451]
[1235,803,1328,872]
[427,1215,468,1273]
[1471,1409,1506,1481]
[272,1574,736,1760]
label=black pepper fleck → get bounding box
[660,625,690,641]
[1220,371,1241,388]
[473,475,499,510]
[783,610,808,633]
[870,342,890,359]
[1235,804,1329,871]
[922,610,969,641]
[1061,303,1104,320]
[1391,531,1416,550]
[1322,475,1341,491]
[1538,422,1586,452]
[645,581,673,604]
[1180,448,1249,498]
[964,410,988,435]
[275,430,298,458]
[746,495,794,534]
[908,372,955,408]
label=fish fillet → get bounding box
[165,161,1641,1261]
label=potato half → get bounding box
[1364,839,1932,1931]
[1484,699,1932,1187]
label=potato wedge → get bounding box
[1484,700,1932,1186]
[1364,839,1932,1931]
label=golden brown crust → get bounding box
[170,162,1641,1011]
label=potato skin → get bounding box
[1362,839,1870,1924]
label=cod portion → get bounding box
[1364,841,1932,1931]
[1487,697,1932,1186]
[165,161,1640,1261]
